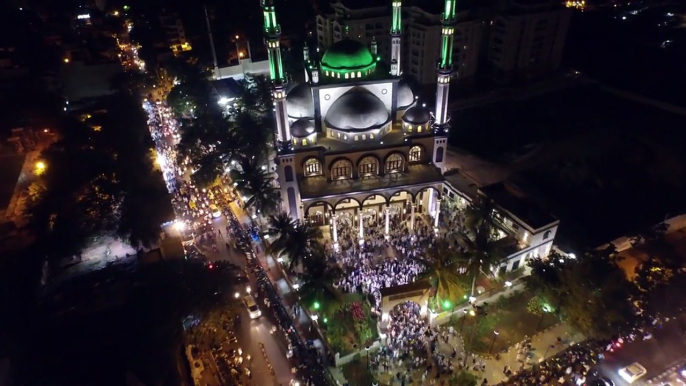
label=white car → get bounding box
[619,362,647,384]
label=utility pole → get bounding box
[204,6,219,79]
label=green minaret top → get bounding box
[261,0,281,36]
[442,0,457,22]
[391,0,402,35]
[260,0,284,82]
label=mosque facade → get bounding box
[262,0,460,247]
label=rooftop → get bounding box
[314,128,425,153]
[479,181,557,231]
[299,164,443,200]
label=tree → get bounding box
[230,156,281,216]
[456,198,508,295]
[633,255,686,320]
[415,239,467,306]
[298,252,344,315]
[25,92,171,259]
[524,249,639,339]
[449,371,479,386]
[267,212,296,245]
[270,222,324,272]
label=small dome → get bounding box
[286,83,314,119]
[403,105,431,124]
[397,79,415,108]
[290,119,315,138]
[325,89,389,131]
[321,40,375,71]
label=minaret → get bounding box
[431,0,457,174]
[390,0,402,76]
[261,0,290,150]
[433,0,456,128]
[371,36,378,56]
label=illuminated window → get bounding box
[408,125,413,132]
[385,153,404,173]
[362,134,366,140]
[357,71,361,77]
[304,158,322,177]
[302,139,308,145]
[370,134,375,139]
[359,156,378,176]
[345,72,349,79]
[354,135,359,141]
[344,135,348,140]
[418,126,422,133]
[331,159,352,180]
[409,146,422,162]
[337,132,341,138]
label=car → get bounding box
[590,377,614,386]
[243,294,261,319]
[210,204,221,218]
[619,363,647,384]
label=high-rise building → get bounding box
[487,0,572,81]
[316,1,482,84]
[159,12,192,55]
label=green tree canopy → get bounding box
[524,248,639,339]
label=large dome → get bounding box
[325,89,389,131]
[321,40,375,71]
[286,83,315,119]
[290,119,315,138]
[397,79,416,108]
[402,105,431,124]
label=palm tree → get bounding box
[415,239,467,306]
[298,252,344,314]
[230,156,281,216]
[459,200,507,296]
[267,212,295,243]
[272,222,324,272]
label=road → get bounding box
[197,204,297,386]
[589,316,686,386]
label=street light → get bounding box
[313,301,320,310]
[365,345,370,369]
[459,308,469,333]
[489,330,500,354]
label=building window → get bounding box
[357,71,361,77]
[435,146,444,163]
[304,158,322,177]
[354,135,359,141]
[362,134,366,140]
[385,153,404,173]
[359,156,378,177]
[409,146,422,162]
[544,230,552,240]
[417,126,422,133]
[284,165,294,182]
[407,125,413,132]
[302,138,308,146]
[331,159,352,180]
[370,134,375,139]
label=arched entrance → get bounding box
[415,186,442,230]
[305,201,334,227]
[379,281,432,331]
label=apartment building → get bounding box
[316,1,482,84]
[159,12,192,55]
[488,0,572,81]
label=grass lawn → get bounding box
[451,291,559,355]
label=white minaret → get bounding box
[371,36,378,56]
[434,0,457,128]
[390,0,402,76]
[261,0,291,151]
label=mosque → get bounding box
[262,0,459,246]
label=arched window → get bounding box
[435,146,444,163]
[304,158,322,177]
[358,156,379,177]
[385,153,404,173]
[409,146,422,162]
[543,230,552,240]
[331,159,352,180]
[284,165,294,182]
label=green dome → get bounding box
[321,40,376,73]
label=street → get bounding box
[592,316,686,386]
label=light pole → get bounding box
[365,345,370,370]
[489,330,500,354]
[459,308,469,333]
